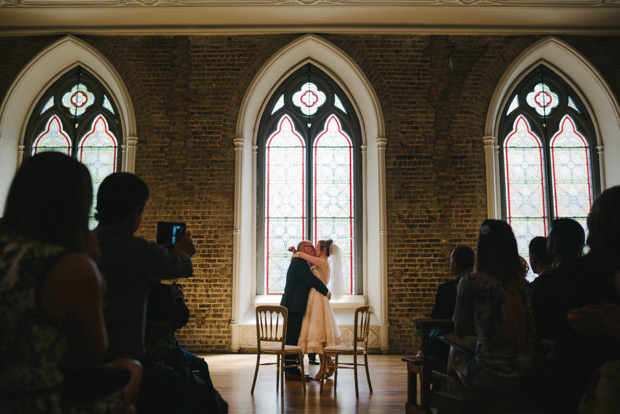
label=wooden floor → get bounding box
[200,353,408,414]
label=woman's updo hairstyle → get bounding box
[319,239,334,257]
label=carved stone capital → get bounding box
[376,137,387,150]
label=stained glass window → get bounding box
[258,65,362,296]
[526,83,559,117]
[314,115,354,294]
[550,115,593,229]
[265,115,306,294]
[103,95,115,114]
[32,115,72,155]
[41,97,54,114]
[499,65,598,281]
[334,94,347,114]
[292,82,327,116]
[506,95,519,115]
[25,66,122,228]
[504,115,547,254]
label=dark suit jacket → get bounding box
[280,257,329,315]
[431,275,462,320]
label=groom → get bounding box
[280,240,331,379]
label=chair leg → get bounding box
[364,352,373,393]
[276,354,284,392]
[279,354,284,394]
[354,352,359,398]
[299,351,306,393]
[334,355,339,392]
[320,352,327,394]
[251,352,261,394]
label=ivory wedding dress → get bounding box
[297,259,343,353]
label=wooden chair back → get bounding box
[255,305,287,350]
[353,305,372,348]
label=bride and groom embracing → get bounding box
[280,239,344,381]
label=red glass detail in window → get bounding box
[504,115,546,229]
[71,91,89,108]
[32,115,71,155]
[266,115,305,295]
[534,90,553,109]
[78,115,118,172]
[313,115,354,293]
[301,90,319,108]
[549,115,592,218]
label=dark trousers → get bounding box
[284,311,303,374]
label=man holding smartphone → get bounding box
[94,172,197,362]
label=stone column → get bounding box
[230,137,245,353]
[377,137,390,353]
[124,136,138,173]
[483,136,499,218]
[597,145,606,190]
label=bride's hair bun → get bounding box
[325,239,333,257]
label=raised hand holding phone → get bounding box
[173,232,197,257]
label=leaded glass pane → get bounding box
[314,115,354,295]
[78,115,118,187]
[292,82,326,116]
[103,95,115,114]
[334,94,347,114]
[265,115,305,294]
[526,83,559,117]
[511,216,546,282]
[41,97,54,114]
[266,219,303,294]
[62,84,95,117]
[505,115,547,282]
[272,94,284,114]
[550,115,593,219]
[78,115,118,229]
[504,115,547,225]
[507,95,519,115]
[32,115,71,155]
[568,96,580,113]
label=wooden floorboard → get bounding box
[200,353,408,414]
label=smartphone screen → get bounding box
[157,221,186,246]
[171,223,186,245]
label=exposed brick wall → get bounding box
[1,34,619,354]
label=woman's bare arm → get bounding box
[293,251,323,267]
[41,253,107,366]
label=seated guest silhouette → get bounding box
[94,172,196,363]
[448,220,535,393]
[428,246,474,361]
[140,281,228,414]
[530,219,584,346]
[0,152,141,414]
[529,187,620,413]
[528,236,553,278]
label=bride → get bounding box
[290,239,344,379]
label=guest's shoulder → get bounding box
[461,271,498,290]
[437,276,460,291]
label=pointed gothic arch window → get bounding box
[499,65,599,275]
[257,64,362,296]
[24,66,122,227]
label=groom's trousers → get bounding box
[284,311,303,374]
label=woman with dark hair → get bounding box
[448,219,535,393]
[0,152,141,414]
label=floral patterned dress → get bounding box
[297,259,343,354]
[0,234,123,414]
[449,271,535,393]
